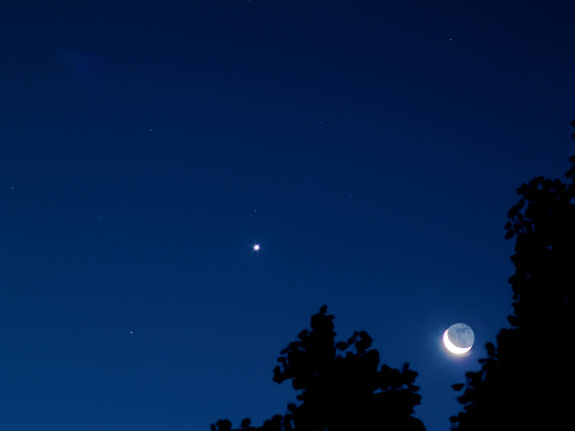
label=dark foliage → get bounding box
[211,305,425,431]
[450,123,575,431]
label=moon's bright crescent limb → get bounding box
[443,330,472,355]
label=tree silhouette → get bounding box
[210,305,425,431]
[449,121,575,431]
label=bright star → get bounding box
[253,244,261,252]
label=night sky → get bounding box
[1,1,574,430]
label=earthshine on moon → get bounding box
[443,323,474,356]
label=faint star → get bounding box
[129,330,134,335]
[9,185,15,191]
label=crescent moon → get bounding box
[443,329,472,355]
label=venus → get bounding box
[443,323,474,356]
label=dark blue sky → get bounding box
[1,1,573,430]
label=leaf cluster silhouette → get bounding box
[211,122,575,431]
[210,305,425,431]
[450,121,575,431]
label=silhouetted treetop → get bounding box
[211,305,425,431]
[450,123,575,431]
